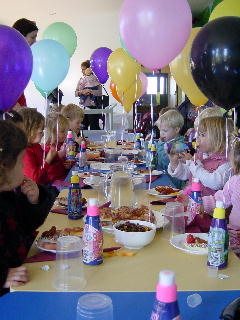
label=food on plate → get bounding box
[40,226,84,241]
[155,186,180,195]
[138,169,151,174]
[57,196,87,208]
[99,205,153,223]
[185,234,208,249]
[131,159,144,164]
[40,242,57,250]
[116,221,152,232]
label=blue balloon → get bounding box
[31,39,70,92]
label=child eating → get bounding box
[0,121,52,295]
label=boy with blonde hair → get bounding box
[61,104,84,146]
[156,109,186,188]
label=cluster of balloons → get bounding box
[0,26,33,111]
[168,0,240,110]
[107,48,146,112]
[32,22,77,95]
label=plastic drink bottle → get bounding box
[207,201,229,269]
[145,143,152,170]
[83,198,103,265]
[135,135,141,150]
[150,270,180,320]
[66,130,76,161]
[164,141,190,154]
[79,142,87,170]
[68,174,83,220]
[150,145,158,170]
[187,178,204,224]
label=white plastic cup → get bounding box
[52,236,87,291]
[208,265,218,278]
[187,293,202,308]
[76,293,113,320]
[163,202,185,239]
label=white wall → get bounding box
[1,0,124,115]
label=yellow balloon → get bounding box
[118,77,142,112]
[107,48,141,92]
[209,0,240,21]
[169,28,208,107]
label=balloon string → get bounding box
[233,107,236,130]
[225,117,229,160]
[42,92,48,168]
[56,89,60,150]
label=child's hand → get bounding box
[63,161,73,169]
[3,266,29,288]
[176,193,189,207]
[181,152,193,161]
[21,177,39,204]
[168,153,180,171]
[58,143,66,159]
[45,144,58,164]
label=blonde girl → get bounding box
[168,117,234,196]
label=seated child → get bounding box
[155,109,186,189]
[185,106,225,141]
[76,67,100,106]
[168,117,234,196]
[0,121,52,295]
[0,110,24,130]
[43,112,71,182]
[19,109,68,186]
[202,135,240,255]
[61,103,85,149]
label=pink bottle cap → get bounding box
[156,270,177,303]
[87,198,100,216]
[192,177,201,191]
[67,130,73,138]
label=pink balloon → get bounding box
[119,0,192,70]
[139,72,148,97]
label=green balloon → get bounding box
[35,84,52,98]
[43,22,77,57]
[119,34,135,60]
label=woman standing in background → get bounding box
[75,60,102,130]
[12,18,38,109]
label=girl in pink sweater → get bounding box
[203,135,240,256]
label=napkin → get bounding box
[25,246,122,263]
[25,251,56,263]
[150,198,176,205]
[146,176,159,183]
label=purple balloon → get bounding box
[0,25,33,111]
[90,47,112,84]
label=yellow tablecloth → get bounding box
[12,189,240,292]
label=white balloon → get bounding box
[187,0,212,16]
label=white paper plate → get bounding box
[147,189,179,198]
[36,238,57,253]
[170,233,208,255]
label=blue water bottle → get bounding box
[83,198,103,265]
[68,174,83,220]
[78,142,87,171]
[66,130,76,161]
[150,270,180,320]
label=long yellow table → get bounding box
[12,189,240,292]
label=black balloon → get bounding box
[190,17,240,110]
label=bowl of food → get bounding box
[113,220,156,250]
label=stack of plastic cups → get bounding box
[76,293,113,320]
